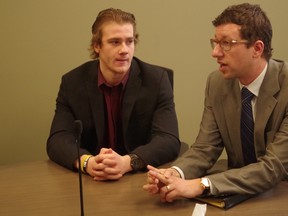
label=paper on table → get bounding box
[192,203,207,216]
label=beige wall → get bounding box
[1,0,287,165]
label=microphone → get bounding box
[74,120,84,216]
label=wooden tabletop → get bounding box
[0,160,287,216]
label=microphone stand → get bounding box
[75,120,84,216]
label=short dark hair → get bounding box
[89,8,139,59]
[212,3,273,60]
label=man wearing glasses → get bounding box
[143,3,288,201]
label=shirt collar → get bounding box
[98,67,130,88]
[239,63,268,97]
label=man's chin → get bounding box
[114,66,130,74]
[219,70,233,80]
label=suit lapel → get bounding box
[122,60,142,136]
[86,62,105,145]
[221,80,243,159]
[254,59,279,155]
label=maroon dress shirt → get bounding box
[98,70,129,155]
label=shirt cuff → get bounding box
[171,166,215,196]
[206,177,215,195]
[171,166,185,179]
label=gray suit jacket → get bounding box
[47,57,180,170]
[173,59,288,195]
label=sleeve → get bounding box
[46,75,90,170]
[172,72,224,178]
[130,68,181,167]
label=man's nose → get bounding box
[211,44,223,58]
[119,42,129,54]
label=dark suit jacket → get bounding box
[173,59,288,195]
[47,57,180,170]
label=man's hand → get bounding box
[143,165,204,202]
[143,165,180,194]
[86,148,132,181]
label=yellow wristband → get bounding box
[81,155,92,173]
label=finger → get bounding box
[158,184,175,203]
[93,175,114,181]
[147,165,159,172]
[146,176,160,192]
[101,158,117,166]
[163,169,174,178]
[149,171,170,185]
[93,173,122,181]
[159,189,167,202]
[143,184,159,194]
[95,154,115,165]
[94,154,103,163]
[147,172,158,180]
[93,176,106,181]
[93,162,106,171]
[104,148,113,154]
[165,189,176,202]
[99,148,111,154]
[165,195,174,203]
[147,176,159,184]
[103,167,121,175]
[160,184,171,194]
[92,172,107,181]
[93,170,106,177]
[147,166,168,179]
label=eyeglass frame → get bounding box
[210,38,248,51]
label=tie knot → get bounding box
[241,87,254,102]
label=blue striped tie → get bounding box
[241,87,256,165]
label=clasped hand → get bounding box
[143,165,203,202]
[85,148,131,181]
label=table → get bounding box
[0,160,287,216]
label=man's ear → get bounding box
[253,40,264,58]
[94,43,100,53]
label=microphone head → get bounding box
[74,120,83,136]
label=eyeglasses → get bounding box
[210,39,248,51]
